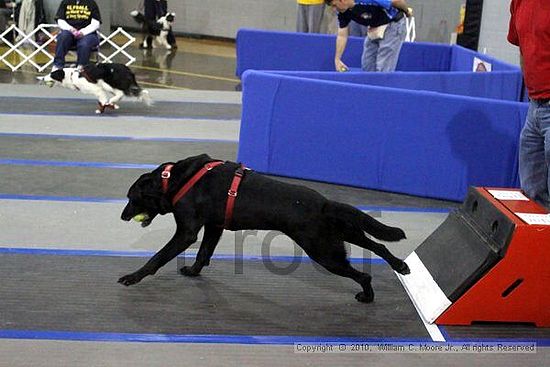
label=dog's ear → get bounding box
[50,70,65,82]
[174,154,212,170]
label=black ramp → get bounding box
[415,188,516,302]
[0,253,427,338]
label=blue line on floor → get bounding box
[0,329,547,346]
[0,96,240,106]
[0,247,386,264]
[0,132,238,143]
[0,159,157,170]
[0,111,240,121]
[0,329,434,344]
[0,194,125,203]
[0,194,450,214]
[357,205,451,214]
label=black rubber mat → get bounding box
[0,137,237,164]
[0,165,170,197]
[0,97,241,120]
[0,253,427,338]
[0,163,460,209]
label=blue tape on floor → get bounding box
[0,159,156,170]
[0,329,547,346]
[0,111,240,121]
[0,194,125,203]
[0,193,451,213]
[0,329,435,344]
[0,132,238,143]
[356,205,451,214]
[0,247,385,264]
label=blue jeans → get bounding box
[519,100,550,209]
[361,17,406,72]
[54,30,99,68]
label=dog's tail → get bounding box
[128,85,153,106]
[130,10,145,24]
[138,89,153,106]
[323,201,406,242]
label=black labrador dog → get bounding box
[119,154,410,302]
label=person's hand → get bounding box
[335,59,348,72]
[405,7,414,17]
[71,29,83,39]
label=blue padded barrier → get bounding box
[395,42,452,72]
[238,71,528,202]
[236,28,364,77]
[267,70,524,101]
[450,45,520,72]
[236,30,522,76]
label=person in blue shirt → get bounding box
[325,0,413,72]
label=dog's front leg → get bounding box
[118,227,199,286]
[108,90,124,107]
[95,89,111,114]
[180,225,224,277]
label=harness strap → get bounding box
[161,164,173,193]
[224,164,247,229]
[168,161,224,206]
[161,161,247,229]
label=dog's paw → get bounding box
[394,261,411,275]
[385,227,407,242]
[95,109,102,114]
[179,266,201,277]
[118,273,143,286]
[355,291,374,303]
[113,104,120,110]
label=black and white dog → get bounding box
[39,63,152,114]
[131,10,175,49]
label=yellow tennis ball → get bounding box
[339,66,348,72]
[133,213,149,222]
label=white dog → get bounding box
[39,63,152,114]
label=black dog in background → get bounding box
[119,154,410,303]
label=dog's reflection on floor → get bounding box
[141,48,177,85]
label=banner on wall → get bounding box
[457,0,484,51]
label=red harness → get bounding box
[161,161,247,229]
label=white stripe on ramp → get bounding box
[396,251,451,342]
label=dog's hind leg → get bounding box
[324,201,406,242]
[118,224,202,286]
[343,228,410,275]
[292,235,375,303]
[180,225,224,277]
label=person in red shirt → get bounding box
[508,0,550,209]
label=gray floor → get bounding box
[0,42,548,365]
